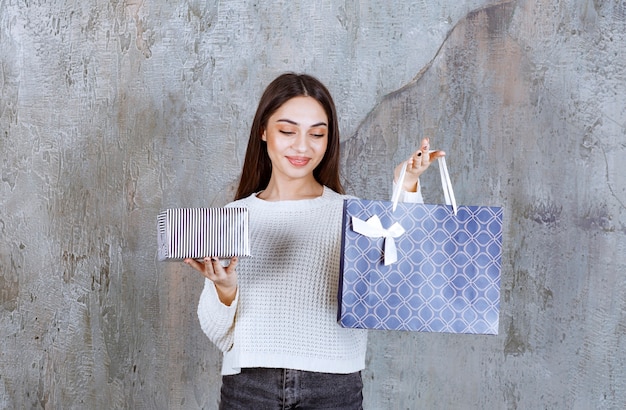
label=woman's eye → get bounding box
[279,130,295,135]
[310,130,327,138]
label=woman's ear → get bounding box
[261,129,267,141]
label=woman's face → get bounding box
[262,96,329,183]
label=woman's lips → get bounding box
[286,156,310,167]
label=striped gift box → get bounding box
[157,207,250,261]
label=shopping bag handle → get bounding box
[437,155,458,215]
[392,152,458,215]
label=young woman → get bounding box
[184,73,444,409]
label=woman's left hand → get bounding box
[394,137,446,192]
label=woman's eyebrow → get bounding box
[276,119,328,127]
[311,122,328,127]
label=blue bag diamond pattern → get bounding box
[338,198,503,334]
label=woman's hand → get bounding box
[184,257,239,306]
[394,137,446,192]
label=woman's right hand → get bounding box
[394,137,445,192]
[184,257,239,306]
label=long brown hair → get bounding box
[234,73,344,200]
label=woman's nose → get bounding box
[292,133,308,152]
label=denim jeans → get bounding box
[219,367,363,410]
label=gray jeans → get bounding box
[219,367,363,410]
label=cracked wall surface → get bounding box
[1,0,625,409]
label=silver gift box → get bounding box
[157,207,250,261]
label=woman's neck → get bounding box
[257,177,324,201]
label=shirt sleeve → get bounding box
[197,278,239,352]
[392,179,424,204]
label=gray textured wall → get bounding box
[1,0,624,409]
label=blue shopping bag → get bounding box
[338,158,503,334]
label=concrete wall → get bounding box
[1,0,624,409]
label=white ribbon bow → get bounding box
[351,215,405,265]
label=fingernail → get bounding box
[417,152,422,157]
[210,257,218,262]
